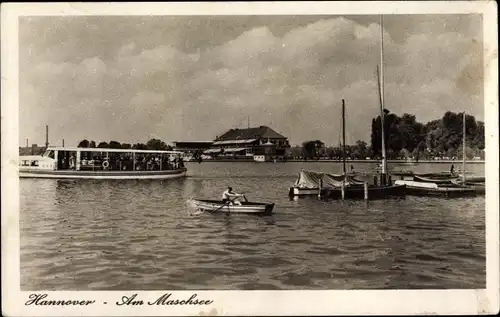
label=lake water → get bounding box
[20,162,485,290]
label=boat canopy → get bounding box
[294,170,366,188]
[45,146,183,155]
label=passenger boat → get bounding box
[19,146,187,179]
[189,199,275,214]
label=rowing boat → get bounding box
[413,175,458,184]
[189,199,275,214]
[394,180,483,197]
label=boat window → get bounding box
[43,149,55,158]
[30,160,39,167]
[21,160,30,166]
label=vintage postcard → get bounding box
[1,1,499,316]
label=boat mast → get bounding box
[379,15,388,184]
[462,112,466,183]
[342,99,346,175]
[45,124,49,148]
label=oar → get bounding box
[213,196,238,213]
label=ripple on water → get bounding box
[20,162,486,290]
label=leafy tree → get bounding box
[289,146,303,158]
[97,141,109,148]
[352,140,368,159]
[121,143,132,149]
[472,121,485,149]
[132,143,148,150]
[146,138,169,150]
[77,139,90,148]
[371,110,483,159]
[89,140,96,148]
[302,140,324,159]
[108,141,122,149]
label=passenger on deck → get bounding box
[222,186,244,205]
[69,155,75,170]
[450,164,455,175]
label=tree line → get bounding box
[77,138,203,162]
[296,110,485,160]
[77,138,173,151]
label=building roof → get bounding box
[217,126,287,141]
[213,139,257,145]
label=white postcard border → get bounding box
[1,1,499,316]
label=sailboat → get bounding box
[289,99,406,200]
[395,112,485,197]
[289,16,406,199]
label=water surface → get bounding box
[20,162,485,290]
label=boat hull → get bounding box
[413,175,458,184]
[404,185,482,197]
[190,199,274,214]
[321,184,407,200]
[19,168,187,180]
[289,187,320,196]
[394,180,484,197]
[289,184,406,200]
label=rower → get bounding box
[222,186,244,205]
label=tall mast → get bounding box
[45,124,49,148]
[342,99,346,175]
[462,112,466,183]
[379,15,388,182]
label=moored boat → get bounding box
[289,170,406,199]
[189,199,275,214]
[394,180,481,197]
[412,174,459,184]
[392,112,485,198]
[19,146,187,180]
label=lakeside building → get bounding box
[172,141,213,154]
[204,125,290,162]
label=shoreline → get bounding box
[189,159,485,164]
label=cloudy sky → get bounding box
[19,14,483,146]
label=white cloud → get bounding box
[20,16,484,146]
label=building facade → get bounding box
[204,126,290,161]
[172,141,213,154]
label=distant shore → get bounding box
[192,158,485,164]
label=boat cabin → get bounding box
[20,146,185,172]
